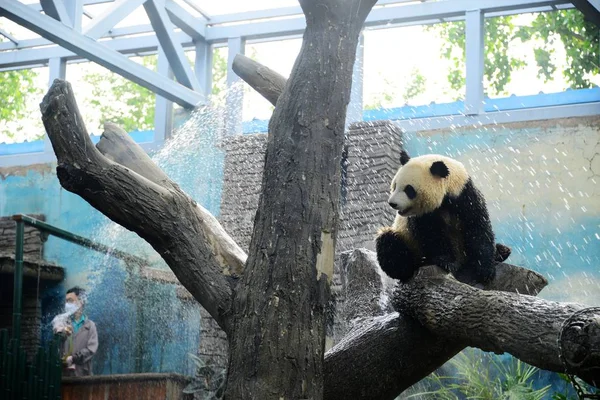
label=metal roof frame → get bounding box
[1,0,599,168]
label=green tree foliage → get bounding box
[430,10,599,98]
[0,33,43,142]
[514,11,599,89]
[84,55,157,133]
[365,68,427,109]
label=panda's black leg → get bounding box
[429,256,460,274]
[375,228,419,282]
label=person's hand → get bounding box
[66,356,73,366]
[64,326,73,336]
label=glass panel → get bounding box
[66,56,157,135]
[484,11,600,98]
[243,38,302,122]
[363,22,465,110]
[0,66,47,144]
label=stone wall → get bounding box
[0,214,46,359]
[0,214,46,258]
[219,134,268,252]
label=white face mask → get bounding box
[65,302,79,314]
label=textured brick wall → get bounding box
[0,214,46,258]
[219,134,268,252]
[0,214,46,359]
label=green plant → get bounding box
[406,349,550,400]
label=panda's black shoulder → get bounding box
[443,178,486,212]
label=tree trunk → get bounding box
[224,1,376,398]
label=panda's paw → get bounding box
[376,230,417,282]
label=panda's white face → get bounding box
[388,154,469,217]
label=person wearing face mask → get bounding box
[52,286,98,376]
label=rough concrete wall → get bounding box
[219,134,268,252]
[337,121,403,252]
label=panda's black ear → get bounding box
[400,150,410,165]
[430,161,449,178]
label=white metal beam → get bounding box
[465,9,484,116]
[84,0,149,40]
[0,31,193,69]
[194,38,212,97]
[154,46,174,142]
[144,0,200,91]
[347,32,364,125]
[0,0,202,108]
[165,0,206,39]
[204,0,572,42]
[40,0,73,27]
[29,0,113,12]
[65,0,84,31]
[395,103,600,133]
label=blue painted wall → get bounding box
[402,118,600,306]
[0,109,224,376]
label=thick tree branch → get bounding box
[40,80,239,331]
[394,266,600,387]
[232,55,286,107]
[97,122,247,276]
[324,253,551,399]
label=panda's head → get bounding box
[388,151,469,217]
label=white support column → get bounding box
[465,9,484,116]
[347,32,364,126]
[64,0,83,32]
[45,57,66,153]
[195,39,212,98]
[225,37,245,136]
[154,46,174,143]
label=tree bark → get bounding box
[232,54,286,107]
[394,265,600,387]
[40,81,242,331]
[323,250,551,400]
[224,1,377,398]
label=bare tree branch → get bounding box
[97,122,247,276]
[232,55,286,107]
[394,265,600,387]
[324,252,551,399]
[40,80,238,331]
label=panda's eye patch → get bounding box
[404,185,416,199]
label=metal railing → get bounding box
[1,214,148,399]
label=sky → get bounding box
[0,1,598,143]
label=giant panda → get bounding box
[375,151,510,285]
